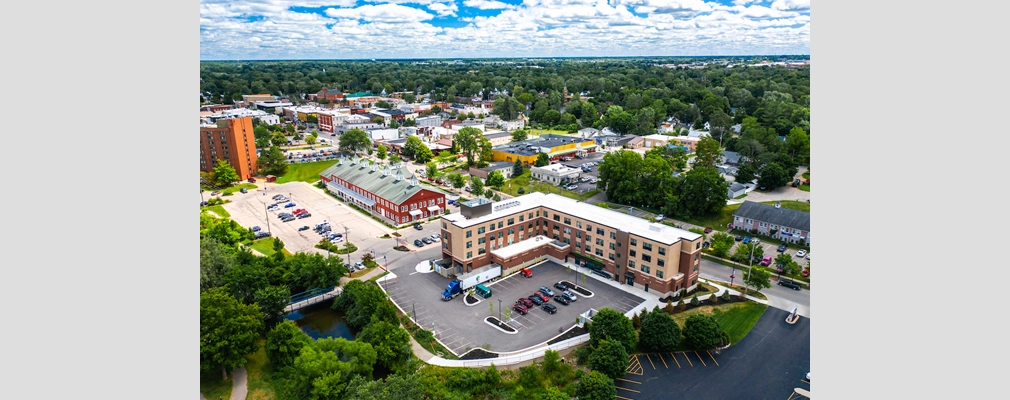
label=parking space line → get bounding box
[678,352,693,367]
[707,350,720,366]
[625,355,644,375]
[644,353,656,370]
[669,353,681,368]
[694,351,707,367]
[616,386,640,393]
[656,353,668,369]
[616,378,641,384]
[616,395,634,400]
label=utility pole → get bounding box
[264,203,270,234]
[344,225,351,268]
[498,299,502,322]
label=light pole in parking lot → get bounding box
[343,225,351,268]
[264,203,271,234]
[498,299,502,322]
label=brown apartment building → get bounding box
[439,192,704,297]
[200,116,258,180]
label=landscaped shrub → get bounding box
[690,295,701,307]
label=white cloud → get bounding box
[324,4,436,22]
[771,0,809,11]
[463,0,512,10]
[428,2,459,16]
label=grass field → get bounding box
[274,160,337,184]
[244,339,278,400]
[504,171,594,201]
[670,301,768,347]
[202,205,231,219]
[200,369,234,400]
[248,239,294,257]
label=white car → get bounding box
[795,249,807,258]
[430,234,441,242]
[655,214,664,222]
[354,262,365,271]
[806,252,810,260]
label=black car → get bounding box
[542,304,557,314]
[281,216,296,223]
[414,239,424,247]
[553,295,571,305]
[554,282,568,291]
[251,226,261,232]
[413,223,423,230]
[702,241,710,248]
[778,279,802,290]
[777,243,788,252]
[298,226,310,231]
[240,188,248,194]
[254,231,271,239]
[528,294,544,306]
[297,213,311,219]
[735,235,744,241]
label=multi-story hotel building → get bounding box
[199,116,258,181]
[439,192,704,297]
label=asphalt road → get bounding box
[699,258,810,317]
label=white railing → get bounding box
[430,333,590,367]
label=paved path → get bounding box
[229,368,247,400]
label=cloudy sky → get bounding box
[200,0,809,60]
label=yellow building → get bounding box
[491,134,597,165]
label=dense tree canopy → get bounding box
[638,306,681,352]
[339,128,371,154]
[201,287,264,379]
[212,159,240,187]
[588,339,629,379]
[588,308,637,353]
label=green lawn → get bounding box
[669,301,768,348]
[802,171,810,179]
[221,183,258,195]
[504,171,592,201]
[274,159,338,184]
[202,205,231,219]
[200,369,233,400]
[798,184,810,192]
[248,239,293,257]
[244,339,278,400]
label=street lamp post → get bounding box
[498,299,502,322]
[264,203,271,234]
[343,225,351,268]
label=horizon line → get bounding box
[200,55,812,62]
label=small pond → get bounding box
[284,301,356,340]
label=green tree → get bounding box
[576,370,616,400]
[682,314,724,349]
[332,280,398,331]
[511,129,528,142]
[200,287,264,379]
[512,159,525,177]
[402,117,416,127]
[639,306,681,352]
[677,166,730,218]
[402,135,425,159]
[734,242,763,263]
[305,135,317,145]
[266,320,312,369]
[357,320,412,370]
[200,237,235,292]
[455,127,484,167]
[254,285,291,327]
[757,162,790,190]
[470,175,485,196]
[484,188,495,199]
[492,95,523,120]
[223,258,268,304]
[285,252,348,294]
[588,308,637,353]
[389,118,400,129]
[486,170,505,188]
[448,172,466,193]
[588,339,629,379]
[344,373,424,400]
[744,266,772,295]
[734,163,756,184]
[212,159,240,187]
[425,162,440,179]
[534,152,550,167]
[710,232,735,257]
[376,144,387,161]
[401,93,417,104]
[253,125,271,140]
[693,135,723,168]
[414,144,434,164]
[259,146,288,176]
[271,131,288,147]
[272,237,284,252]
[339,128,372,154]
[436,150,456,167]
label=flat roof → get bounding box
[443,192,701,245]
[491,235,565,260]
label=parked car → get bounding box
[535,291,550,302]
[414,239,424,247]
[760,256,773,266]
[513,303,528,315]
[422,237,433,244]
[430,234,441,242]
[704,227,713,233]
[734,235,744,241]
[528,294,544,306]
[297,213,311,219]
[742,236,752,244]
[795,249,807,258]
[702,241,711,249]
[251,226,261,232]
[254,231,271,239]
[519,268,532,278]
[273,194,284,200]
[801,268,809,277]
[806,252,810,260]
[539,286,555,297]
[516,298,534,308]
[240,188,248,194]
[655,214,664,222]
[553,295,571,305]
[354,262,365,271]
[542,304,558,314]
[777,243,788,252]
[267,204,280,211]
[298,226,310,231]
[792,179,801,187]
[281,216,296,223]
[413,223,423,230]
[554,282,568,291]
[284,202,296,208]
[778,279,802,290]
[563,290,577,302]
[293,209,307,215]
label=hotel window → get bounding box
[641,265,650,273]
[489,224,494,232]
[564,217,571,224]
[609,253,615,261]
[576,231,582,238]
[658,259,664,267]
[467,241,472,248]
[478,238,486,244]
[696,242,700,249]
[596,228,604,235]
[630,238,637,246]
[641,254,651,262]
[576,221,582,229]
[519,215,524,222]
[466,230,472,238]
[610,243,616,250]
[478,227,485,234]
[643,243,653,251]
[508,228,514,235]
[508,218,514,225]
[659,248,666,255]
[520,224,525,231]
[629,261,636,270]
[585,245,591,252]
[596,238,604,246]
[564,227,571,234]
[528,223,533,230]
[695,254,700,261]
[531,212,535,219]
[586,224,592,231]
[656,270,664,279]
[478,248,486,255]
[630,249,638,257]
[553,214,560,222]
[595,249,604,256]
[563,237,570,244]
[498,232,503,239]
[542,211,547,218]
[610,232,616,240]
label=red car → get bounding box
[534,292,549,302]
[801,268,810,277]
[293,209,308,215]
[512,303,528,315]
[704,227,713,233]
[516,298,534,308]
[519,268,533,278]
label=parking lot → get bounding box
[379,260,645,356]
[557,150,605,193]
[615,307,810,400]
[221,181,390,255]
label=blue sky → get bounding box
[200,0,810,60]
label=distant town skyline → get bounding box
[200,0,810,60]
